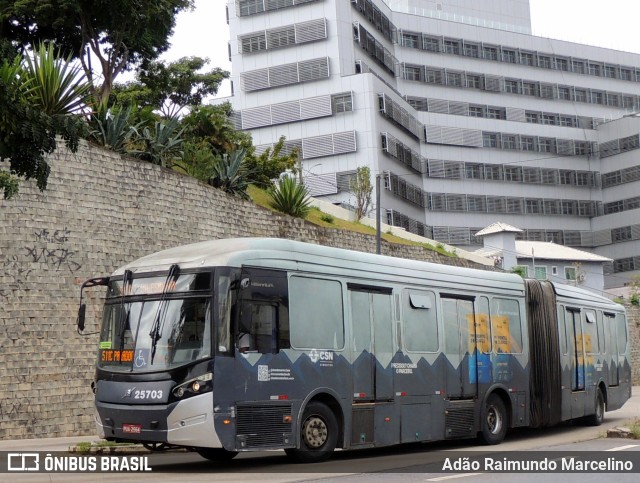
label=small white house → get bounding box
[475,223,612,295]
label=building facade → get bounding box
[223,0,640,289]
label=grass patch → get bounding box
[630,419,640,439]
[74,440,137,454]
[247,184,458,257]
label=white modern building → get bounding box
[223,0,640,289]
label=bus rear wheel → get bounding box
[479,394,508,445]
[285,401,337,463]
[585,388,605,426]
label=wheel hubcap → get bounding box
[303,416,328,448]
[487,405,502,434]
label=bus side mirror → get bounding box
[77,304,86,332]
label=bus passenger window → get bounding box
[403,290,438,352]
[289,276,344,350]
[491,298,523,353]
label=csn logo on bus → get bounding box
[309,349,334,363]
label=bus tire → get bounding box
[479,394,508,445]
[195,448,238,462]
[586,388,605,426]
[285,401,338,463]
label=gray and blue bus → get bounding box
[77,238,632,462]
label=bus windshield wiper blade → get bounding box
[149,264,179,365]
[118,270,133,354]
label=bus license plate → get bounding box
[122,424,142,434]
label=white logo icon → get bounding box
[8,453,40,471]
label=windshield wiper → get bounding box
[149,264,180,365]
[118,270,133,355]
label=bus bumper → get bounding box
[95,392,223,448]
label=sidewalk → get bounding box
[0,435,102,452]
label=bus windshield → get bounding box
[98,273,212,372]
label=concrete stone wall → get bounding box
[0,142,489,440]
[627,305,640,385]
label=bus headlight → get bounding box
[172,373,212,400]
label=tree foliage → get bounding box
[115,56,228,119]
[244,136,299,189]
[350,166,373,221]
[0,40,86,199]
[0,0,194,104]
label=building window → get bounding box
[469,106,484,117]
[522,82,537,96]
[402,32,419,48]
[557,86,571,100]
[559,116,575,127]
[502,135,517,150]
[574,89,587,103]
[464,43,479,57]
[466,163,482,179]
[483,133,498,148]
[620,68,633,81]
[446,71,462,86]
[504,79,519,94]
[504,166,522,182]
[551,266,558,276]
[332,93,353,113]
[520,52,534,66]
[555,58,569,71]
[525,111,539,123]
[521,137,535,151]
[564,267,576,281]
[241,33,267,53]
[501,49,516,63]
[539,138,554,153]
[604,66,616,78]
[534,266,547,280]
[538,55,552,69]
[487,107,506,120]
[443,39,460,55]
[541,114,557,125]
[588,62,601,76]
[483,46,498,61]
[404,65,422,81]
[423,36,440,52]
[613,226,632,242]
[526,199,542,214]
[466,74,481,89]
[591,91,604,104]
[572,60,586,74]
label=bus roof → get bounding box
[113,238,524,295]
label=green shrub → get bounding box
[269,176,311,218]
[320,213,334,224]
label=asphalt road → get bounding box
[5,387,640,482]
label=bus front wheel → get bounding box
[479,394,508,445]
[195,448,238,462]
[286,401,338,463]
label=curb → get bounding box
[606,427,637,439]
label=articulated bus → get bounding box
[77,238,632,462]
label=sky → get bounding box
[160,0,640,97]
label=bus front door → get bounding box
[349,287,394,401]
[442,296,477,399]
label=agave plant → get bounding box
[130,118,185,167]
[89,103,140,154]
[269,175,311,218]
[21,42,91,116]
[209,149,251,199]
